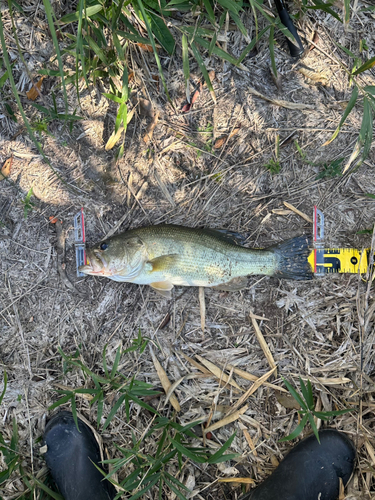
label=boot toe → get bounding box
[43,411,116,500]
[245,429,356,500]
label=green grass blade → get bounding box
[282,378,307,410]
[102,344,109,378]
[192,35,238,66]
[0,371,7,405]
[103,394,126,430]
[360,97,373,160]
[127,475,160,500]
[32,477,64,500]
[136,0,172,103]
[190,42,216,102]
[170,438,208,463]
[313,409,352,418]
[182,34,190,102]
[113,31,125,60]
[236,25,270,64]
[353,55,375,75]
[216,0,240,15]
[307,1,342,22]
[307,412,320,443]
[279,413,308,442]
[42,0,68,117]
[147,11,175,54]
[116,29,152,45]
[269,25,277,80]
[76,0,89,93]
[207,432,237,463]
[97,394,104,427]
[85,34,109,65]
[164,477,188,500]
[202,0,216,25]
[299,378,312,409]
[230,11,247,37]
[71,395,80,432]
[48,393,73,411]
[164,472,189,491]
[324,86,359,145]
[111,345,123,378]
[59,4,103,24]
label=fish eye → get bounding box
[100,242,108,251]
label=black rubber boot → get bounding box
[43,411,116,500]
[243,429,356,500]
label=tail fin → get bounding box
[272,235,313,280]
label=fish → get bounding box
[79,225,313,297]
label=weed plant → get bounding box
[280,377,352,443]
[49,342,238,499]
[1,0,374,170]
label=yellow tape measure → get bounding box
[310,207,372,275]
[307,248,370,274]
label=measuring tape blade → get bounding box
[308,248,370,274]
[310,205,372,275]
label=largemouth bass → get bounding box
[79,225,313,297]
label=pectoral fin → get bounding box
[212,276,248,291]
[150,281,174,298]
[148,254,180,272]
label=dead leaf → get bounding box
[231,366,277,414]
[182,84,202,112]
[150,346,180,412]
[243,429,258,456]
[247,87,314,110]
[251,315,277,373]
[270,454,279,467]
[49,216,59,224]
[283,201,313,223]
[223,363,286,392]
[297,66,328,83]
[275,391,301,410]
[137,42,154,52]
[213,127,241,149]
[205,405,249,433]
[195,355,243,391]
[26,76,46,101]
[0,156,13,181]
[338,477,345,500]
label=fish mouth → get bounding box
[79,250,111,276]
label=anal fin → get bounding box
[212,276,248,292]
[150,281,174,298]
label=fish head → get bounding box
[79,235,147,281]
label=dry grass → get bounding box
[1,0,375,498]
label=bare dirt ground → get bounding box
[1,0,375,498]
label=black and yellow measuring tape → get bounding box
[308,207,373,276]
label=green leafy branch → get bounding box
[280,377,352,443]
[49,343,160,430]
[103,418,238,500]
